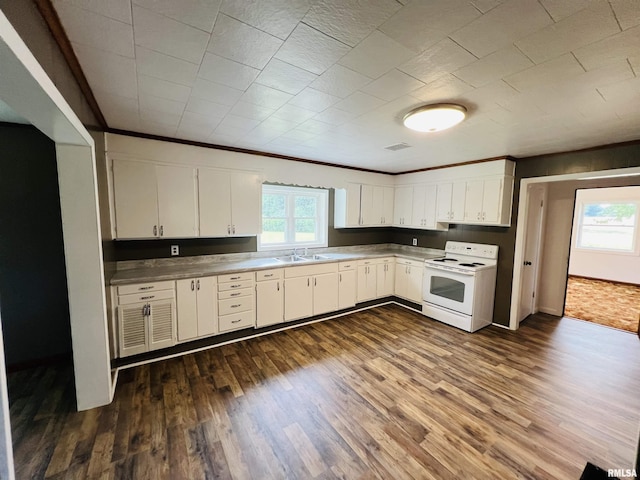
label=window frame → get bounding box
[574,200,639,255]
[258,184,329,252]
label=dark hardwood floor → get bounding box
[8,305,640,479]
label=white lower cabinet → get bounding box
[376,258,395,297]
[284,263,339,321]
[217,272,256,332]
[357,260,377,302]
[395,259,424,304]
[117,281,176,357]
[338,262,356,309]
[176,276,217,342]
[256,269,284,328]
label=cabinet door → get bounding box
[411,185,427,227]
[481,178,503,223]
[149,299,176,351]
[394,264,407,298]
[230,172,261,236]
[338,270,356,309]
[435,183,452,221]
[423,185,438,229]
[382,187,394,226]
[346,183,362,226]
[156,164,198,238]
[360,184,375,225]
[176,279,198,341]
[113,160,158,239]
[357,265,376,302]
[394,186,412,226]
[370,186,384,226]
[406,265,423,304]
[451,182,467,222]
[196,277,217,337]
[118,303,148,357]
[313,273,339,315]
[256,279,284,327]
[376,262,395,297]
[464,180,484,222]
[284,276,313,321]
[198,169,232,237]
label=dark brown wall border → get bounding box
[395,155,518,175]
[33,0,107,129]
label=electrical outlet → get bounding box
[171,245,179,256]
[412,238,417,246]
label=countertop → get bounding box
[110,245,444,286]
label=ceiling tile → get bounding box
[272,104,316,124]
[199,53,260,90]
[310,64,372,98]
[302,0,401,47]
[598,75,640,102]
[208,14,282,69]
[138,75,192,103]
[140,108,181,128]
[216,114,261,132]
[274,23,351,75]
[54,1,134,58]
[72,43,137,99]
[229,101,276,121]
[190,78,243,106]
[138,118,179,136]
[538,0,593,21]
[296,119,335,134]
[454,46,534,88]
[573,25,640,70]
[287,88,340,112]
[516,1,620,64]
[179,110,222,131]
[411,74,475,102]
[185,97,231,119]
[219,0,312,39]
[133,0,221,32]
[333,91,386,115]
[139,93,186,116]
[379,0,481,52]
[132,5,210,64]
[398,38,477,85]
[610,0,640,30]
[240,84,293,110]
[211,124,246,141]
[136,46,199,87]
[457,80,519,109]
[93,88,139,127]
[312,107,359,125]
[53,0,132,24]
[470,0,509,13]
[338,31,416,79]
[255,59,318,95]
[175,126,212,143]
[504,53,584,92]
[450,0,553,58]
[360,69,425,101]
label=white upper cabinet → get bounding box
[463,177,512,226]
[360,184,375,226]
[112,159,197,239]
[334,183,362,228]
[393,186,412,227]
[335,183,394,228]
[198,169,261,237]
[436,181,466,223]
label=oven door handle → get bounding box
[425,267,475,276]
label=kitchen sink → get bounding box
[273,255,310,263]
[298,254,330,261]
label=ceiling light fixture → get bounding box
[403,103,467,133]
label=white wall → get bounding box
[569,186,640,284]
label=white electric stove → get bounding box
[422,241,499,332]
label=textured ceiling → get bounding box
[52,0,640,172]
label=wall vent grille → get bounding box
[384,142,412,151]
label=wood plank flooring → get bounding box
[9,304,640,479]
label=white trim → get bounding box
[510,166,640,330]
[491,322,511,330]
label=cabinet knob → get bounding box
[160,225,164,236]
[196,279,200,290]
[153,225,158,236]
[191,280,194,291]
[227,225,231,234]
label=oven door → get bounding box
[423,266,475,315]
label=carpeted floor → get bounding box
[565,275,640,333]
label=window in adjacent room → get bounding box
[576,201,638,252]
[258,185,329,251]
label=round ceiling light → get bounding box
[403,103,467,133]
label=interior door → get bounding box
[519,185,545,322]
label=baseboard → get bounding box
[539,306,563,316]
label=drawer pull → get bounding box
[140,295,155,300]
[231,318,242,324]
[230,276,241,280]
[138,286,154,291]
[230,304,242,308]
[230,292,241,297]
[264,274,273,277]
[230,284,241,288]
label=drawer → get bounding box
[218,279,254,291]
[218,287,253,300]
[219,295,255,316]
[397,258,423,268]
[218,272,254,283]
[118,288,174,305]
[256,269,283,281]
[219,310,256,332]
[358,259,375,266]
[339,261,355,271]
[117,281,174,295]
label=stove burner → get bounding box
[458,263,478,267]
[433,258,458,262]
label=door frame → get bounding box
[510,166,640,330]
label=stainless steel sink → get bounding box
[273,255,310,263]
[298,254,330,261]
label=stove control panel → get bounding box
[444,241,499,260]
